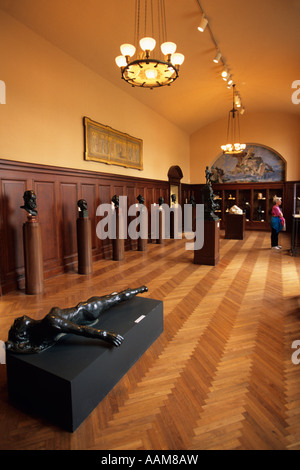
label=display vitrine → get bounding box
[293,183,300,215]
[212,183,284,230]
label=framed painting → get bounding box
[84,117,143,170]
[210,144,286,183]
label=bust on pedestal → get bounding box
[111,195,125,261]
[21,190,44,294]
[137,195,148,251]
[156,197,164,244]
[76,199,93,274]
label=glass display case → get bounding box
[224,190,236,213]
[291,183,300,256]
[238,189,251,221]
[211,183,285,230]
[253,189,267,222]
[213,190,223,219]
[293,183,300,215]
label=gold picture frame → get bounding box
[83,117,143,170]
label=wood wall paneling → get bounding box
[34,180,59,272]
[1,179,27,292]
[0,159,172,295]
[60,182,79,269]
[98,183,113,258]
[81,183,97,251]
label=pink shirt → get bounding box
[272,205,283,217]
[272,204,285,226]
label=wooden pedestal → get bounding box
[225,213,245,240]
[156,209,164,244]
[194,219,220,266]
[23,217,44,294]
[77,217,93,274]
[112,208,125,261]
[138,237,148,251]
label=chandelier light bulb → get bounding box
[120,43,136,57]
[161,41,177,56]
[235,94,241,107]
[145,68,158,80]
[139,37,156,52]
[115,55,127,68]
[171,52,185,67]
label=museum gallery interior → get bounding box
[0,0,300,451]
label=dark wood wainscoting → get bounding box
[0,159,170,295]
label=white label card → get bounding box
[135,315,146,324]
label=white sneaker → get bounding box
[272,246,280,250]
[278,245,282,249]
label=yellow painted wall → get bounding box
[0,11,190,183]
[190,111,300,184]
[1,11,299,188]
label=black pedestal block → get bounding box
[6,297,163,432]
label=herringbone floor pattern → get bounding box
[0,230,299,450]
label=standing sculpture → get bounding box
[202,167,219,221]
[6,286,148,354]
[205,166,212,185]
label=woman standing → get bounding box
[270,196,285,250]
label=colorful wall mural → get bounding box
[210,144,286,183]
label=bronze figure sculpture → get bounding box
[111,194,120,208]
[6,286,148,354]
[205,166,212,185]
[202,168,219,221]
[20,190,38,217]
[77,199,88,218]
[137,194,145,205]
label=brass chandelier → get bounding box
[221,85,246,154]
[115,0,184,89]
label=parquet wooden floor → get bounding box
[0,230,299,450]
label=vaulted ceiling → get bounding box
[1,0,300,134]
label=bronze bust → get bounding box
[20,190,37,217]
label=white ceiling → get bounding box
[1,0,300,134]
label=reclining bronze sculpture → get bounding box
[6,286,148,354]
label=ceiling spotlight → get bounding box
[227,76,233,86]
[213,51,221,63]
[240,106,245,115]
[198,15,208,32]
[221,67,228,79]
